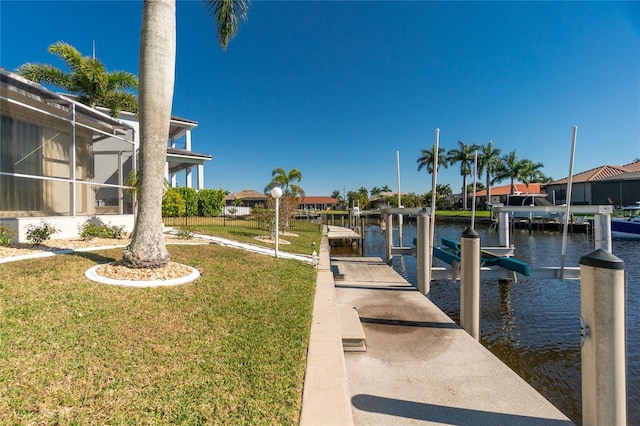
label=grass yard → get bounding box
[191,223,322,256]
[0,244,317,425]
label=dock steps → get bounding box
[337,305,366,352]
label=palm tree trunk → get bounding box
[123,0,175,268]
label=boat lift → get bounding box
[382,204,615,287]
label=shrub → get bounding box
[162,188,186,217]
[174,187,199,217]
[198,188,227,216]
[0,224,15,246]
[80,222,125,240]
[26,221,59,244]
[174,227,193,239]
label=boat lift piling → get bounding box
[580,249,626,426]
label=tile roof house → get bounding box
[475,183,545,205]
[297,196,340,212]
[544,160,640,206]
[1,68,211,242]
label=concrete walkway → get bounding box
[301,227,573,425]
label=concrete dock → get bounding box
[300,227,573,425]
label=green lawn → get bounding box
[0,243,317,425]
[187,222,322,256]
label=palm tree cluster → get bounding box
[17,41,138,117]
[417,140,551,210]
[265,167,305,197]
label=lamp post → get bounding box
[271,187,283,258]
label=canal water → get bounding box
[357,221,639,425]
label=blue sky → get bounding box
[1,1,639,197]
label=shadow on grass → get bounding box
[60,250,120,264]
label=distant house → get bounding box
[544,160,640,206]
[0,67,210,242]
[368,191,400,210]
[225,190,268,208]
[475,183,545,206]
[298,196,340,212]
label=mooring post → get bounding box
[416,213,431,295]
[460,227,481,340]
[385,213,393,263]
[580,249,626,426]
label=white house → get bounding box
[0,68,211,242]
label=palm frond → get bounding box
[202,0,249,50]
[16,63,70,88]
[48,41,84,71]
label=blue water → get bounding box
[362,222,639,425]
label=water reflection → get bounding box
[358,221,639,425]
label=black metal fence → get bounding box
[163,215,322,232]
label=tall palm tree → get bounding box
[265,167,305,197]
[123,0,248,268]
[446,140,478,210]
[17,41,138,117]
[492,151,546,194]
[417,145,448,175]
[330,189,343,200]
[476,141,501,209]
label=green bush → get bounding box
[198,188,227,216]
[174,187,199,217]
[162,188,186,217]
[0,224,15,246]
[79,222,125,240]
[26,221,59,244]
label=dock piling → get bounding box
[416,213,431,295]
[460,227,481,340]
[580,249,626,426]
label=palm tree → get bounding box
[370,186,382,197]
[417,145,448,175]
[330,189,343,200]
[492,151,546,194]
[264,167,305,197]
[446,140,479,210]
[17,41,138,117]
[123,0,248,268]
[476,141,501,209]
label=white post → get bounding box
[271,187,283,258]
[580,249,626,426]
[471,150,478,229]
[396,150,403,246]
[593,213,612,253]
[186,166,193,188]
[460,227,481,340]
[417,213,431,295]
[197,164,204,190]
[498,211,510,247]
[385,212,393,263]
[430,128,440,253]
[560,126,578,279]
